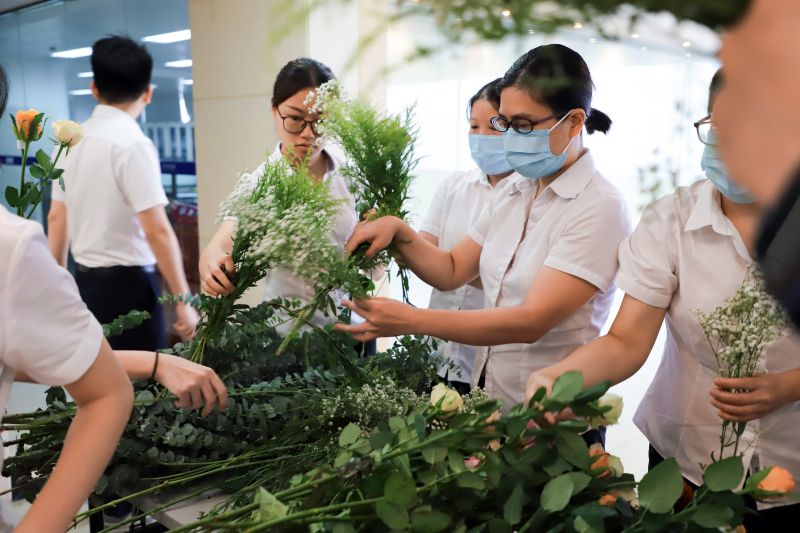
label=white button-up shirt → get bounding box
[52,105,168,267]
[620,179,800,509]
[0,207,102,530]
[420,168,506,383]
[227,145,358,330]
[466,151,631,408]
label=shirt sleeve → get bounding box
[2,224,102,385]
[418,176,450,237]
[466,200,494,246]
[543,193,632,293]
[119,139,168,213]
[615,199,679,308]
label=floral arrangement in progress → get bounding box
[5,108,83,218]
[698,265,790,461]
[2,90,792,532]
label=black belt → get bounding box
[75,263,156,274]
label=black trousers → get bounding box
[75,264,167,350]
[649,445,800,531]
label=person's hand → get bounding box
[154,353,228,417]
[710,373,794,423]
[201,252,236,297]
[525,371,555,406]
[345,216,404,258]
[333,297,417,341]
[174,302,198,341]
[524,370,577,425]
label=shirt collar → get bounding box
[685,179,752,260]
[465,168,493,187]
[91,104,140,126]
[685,180,728,233]
[510,149,596,198]
[270,143,338,175]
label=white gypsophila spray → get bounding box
[696,264,789,460]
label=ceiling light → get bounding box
[573,22,583,29]
[501,9,511,17]
[181,79,194,85]
[631,33,640,39]
[682,41,691,48]
[51,47,92,59]
[77,71,93,78]
[165,59,192,68]
[68,89,93,96]
[589,38,597,43]
[143,29,191,44]
[528,29,535,35]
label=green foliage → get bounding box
[394,0,747,44]
[101,309,151,338]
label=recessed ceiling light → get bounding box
[165,59,192,68]
[51,47,92,59]
[682,41,691,48]
[77,71,93,78]
[143,29,191,44]
[501,9,511,17]
[68,89,93,96]
[573,22,583,29]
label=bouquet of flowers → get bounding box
[697,264,789,460]
[6,108,83,218]
[307,80,419,302]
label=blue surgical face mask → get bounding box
[469,134,513,176]
[701,136,755,204]
[503,112,574,180]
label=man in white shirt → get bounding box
[48,36,197,349]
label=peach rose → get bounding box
[757,466,796,497]
[488,439,502,452]
[15,109,42,140]
[598,494,617,507]
[589,443,612,478]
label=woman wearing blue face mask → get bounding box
[418,79,515,393]
[335,44,631,413]
[525,70,800,529]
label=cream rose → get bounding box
[53,120,84,147]
[588,393,623,428]
[430,383,464,413]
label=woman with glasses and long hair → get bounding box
[334,44,630,418]
[524,69,800,529]
[200,58,358,332]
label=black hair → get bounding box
[0,65,8,119]
[467,78,502,118]
[271,58,335,107]
[91,35,153,104]
[708,68,723,113]
[499,44,612,134]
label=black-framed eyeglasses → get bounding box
[277,110,320,135]
[490,113,564,134]
[693,114,714,146]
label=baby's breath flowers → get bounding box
[697,264,789,460]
